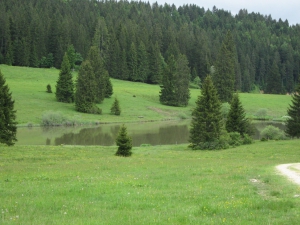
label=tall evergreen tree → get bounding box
[115,124,132,157]
[0,70,17,146]
[55,53,74,103]
[67,44,76,70]
[87,46,106,103]
[148,42,162,84]
[104,71,113,98]
[92,17,110,64]
[226,93,248,136]
[266,59,282,94]
[160,54,176,106]
[285,82,300,138]
[174,54,190,106]
[75,60,101,114]
[137,41,148,82]
[128,42,138,81]
[213,31,236,102]
[119,48,129,80]
[189,75,222,148]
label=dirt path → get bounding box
[276,163,300,185]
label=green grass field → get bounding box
[1,141,300,224]
[1,65,300,224]
[0,65,292,126]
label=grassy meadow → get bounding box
[0,64,293,126]
[1,65,300,224]
[1,141,300,224]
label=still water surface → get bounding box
[16,120,286,147]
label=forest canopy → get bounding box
[0,0,300,94]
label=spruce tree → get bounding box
[137,41,148,82]
[213,31,236,102]
[67,44,76,70]
[174,54,190,106]
[87,46,106,103]
[160,54,176,106]
[128,42,138,81]
[115,125,132,157]
[266,59,282,94]
[110,98,121,115]
[55,53,74,103]
[75,60,101,114]
[104,71,113,98]
[189,75,222,148]
[285,82,300,138]
[148,42,162,84]
[160,54,190,106]
[0,70,17,146]
[226,93,248,136]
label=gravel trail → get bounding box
[276,163,300,185]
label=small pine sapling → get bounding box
[110,98,121,115]
[115,125,132,157]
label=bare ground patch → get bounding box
[276,163,300,186]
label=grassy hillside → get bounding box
[0,65,292,125]
[1,140,300,224]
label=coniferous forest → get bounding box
[1,0,300,95]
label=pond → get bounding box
[16,120,286,147]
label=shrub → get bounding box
[228,132,242,147]
[243,134,253,144]
[178,113,188,119]
[41,111,67,126]
[260,125,285,140]
[254,108,268,120]
[88,105,102,115]
[46,84,52,93]
[221,102,230,119]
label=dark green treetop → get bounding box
[55,52,74,103]
[75,60,101,114]
[67,44,76,70]
[174,54,190,106]
[0,70,17,146]
[189,75,223,148]
[213,31,236,102]
[159,54,176,106]
[225,93,248,136]
[87,46,106,103]
[160,54,190,106]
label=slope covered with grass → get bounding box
[0,65,292,125]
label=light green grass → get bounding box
[0,65,292,125]
[1,140,300,224]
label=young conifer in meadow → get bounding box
[285,81,300,138]
[189,75,222,149]
[110,98,121,115]
[0,70,17,146]
[115,125,132,157]
[226,93,248,136]
[55,53,74,103]
[75,60,101,114]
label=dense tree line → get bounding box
[1,0,300,94]
[0,70,17,146]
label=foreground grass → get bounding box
[1,140,300,224]
[0,65,292,125]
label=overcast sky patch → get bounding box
[149,0,299,25]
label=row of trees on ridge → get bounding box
[1,0,300,94]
